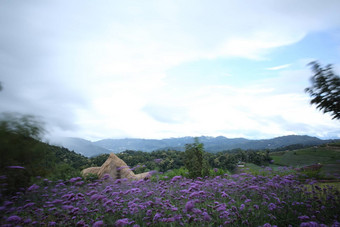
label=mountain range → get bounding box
[49,135,335,157]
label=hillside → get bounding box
[50,137,112,157]
[270,142,340,176]
[94,135,330,154]
[48,135,334,157]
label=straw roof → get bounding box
[81,153,150,180]
[81,167,100,177]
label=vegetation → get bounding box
[184,138,210,178]
[0,113,90,195]
[1,170,339,226]
[0,113,274,197]
[1,111,339,225]
[270,143,340,179]
[305,61,340,120]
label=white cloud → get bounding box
[266,64,291,71]
[1,0,340,140]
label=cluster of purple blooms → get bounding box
[0,171,339,226]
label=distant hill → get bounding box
[49,137,112,157]
[93,135,332,155]
[49,135,334,157]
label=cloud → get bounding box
[0,0,340,140]
[142,105,188,124]
[266,64,291,71]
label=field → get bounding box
[270,143,340,178]
[1,170,340,226]
[1,143,340,226]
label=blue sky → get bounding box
[0,0,339,141]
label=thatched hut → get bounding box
[81,153,150,180]
[81,167,100,176]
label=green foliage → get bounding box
[113,149,184,174]
[270,143,340,178]
[90,153,110,167]
[184,138,210,178]
[48,163,81,181]
[0,113,54,194]
[83,173,99,182]
[152,167,190,181]
[0,113,94,194]
[305,61,340,120]
[51,146,90,170]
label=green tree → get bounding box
[0,113,54,195]
[184,138,209,178]
[305,61,340,120]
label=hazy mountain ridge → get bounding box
[50,137,112,157]
[50,135,335,157]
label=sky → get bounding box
[0,0,340,141]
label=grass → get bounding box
[270,144,340,179]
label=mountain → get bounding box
[50,135,333,157]
[49,137,112,157]
[94,135,330,154]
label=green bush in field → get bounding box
[184,138,210,178]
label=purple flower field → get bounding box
[0,172,339,226]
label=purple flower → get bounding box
[245,199,251,203]
[171,175,182,183]
[7,166,25,169]
[300,221,318,227]
[23,202,35,209]
[298,215,310,221]
[76,220,86,226]
[7,215,21,223]
[213,168,218,172]
[27,184,40,192]
[202,212,211,221]
[49,221,57,226]
[69,177,82,183]
[115,218,130,227]
[185,200,195,212]
[154,159,162,164]
[117,166,129,171]
[153,212,162,221]
[268,203,276,211]
[240,204,245,210]
[23,218,32,224]
[92,220,104,227]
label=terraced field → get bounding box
[270,143,340,177]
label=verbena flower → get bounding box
[300,221,319,227]
[6,215,21,223]
[298,215,310,221]
[153,212,162,222]
[27,184,40,191]
[115,218,130,227]
[268,203,277,211]
[92,220,104,227]
[185,200,195,212]
[202,212,211,221]
[7,166,25,169]
[49,221,57,226]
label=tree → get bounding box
[184,138,209,178]
[305,61,340,120]
[0,113,54,195]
